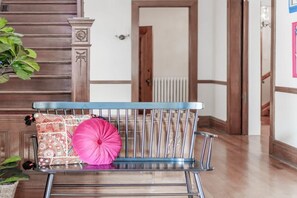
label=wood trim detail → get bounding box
[241,0,249,135]
[90,80,131,84]
[77,0,84,17]
[275,86,297,94]
[198,116,227,133]
[269,0,276,154]
[68,18,94,102]
[197,80,227,86]
[261,102,270,110]
[262,72,271,81]
[131,0,197,102]
[227,0,243,135]
[271,140,297,167]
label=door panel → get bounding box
[139,26,153,102]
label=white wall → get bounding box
[275,0,297,147]
[213,0,227,121]
[139,8,188,78]
[85,0,260,135]
[198,0,214,80]
[198,0,227,121]
[85,0,132,102]
[197,0,215,117]
[261,4,271,106]
[248,0,261,135]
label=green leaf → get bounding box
[0,175,29,185]
[25,49,37,59]
[15,69,31,80]
[0,162,18,171]
[22,66,35,73]
[1,27,14,33]
[0,37,9,44]
[0,74,9,83]
[9,36,22,45]
[0,43,11,53]
[0,156,21,166]
[20,59,40,71]
[0,18,7,30]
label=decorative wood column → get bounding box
[68,18,94,102]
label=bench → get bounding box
[30,102,217,198]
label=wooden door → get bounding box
[139,26,153,102]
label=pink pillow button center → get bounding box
[97,139,102,145]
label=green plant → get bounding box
[0,17,40,83]
[0,156,29,185]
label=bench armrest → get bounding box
[193,131,218,170]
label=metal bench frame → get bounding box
[31,102,217,198]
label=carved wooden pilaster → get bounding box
[68,18,94,102]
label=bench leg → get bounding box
[194,172,205,198]
[44,173,54,198]
[184,171,193,198]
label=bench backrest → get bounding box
[32,102,204,163]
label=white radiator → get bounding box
[153,77,188,102]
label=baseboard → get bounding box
[198,116,211,127]
[271,140,297,167]
[198,116,226,133]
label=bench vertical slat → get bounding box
[181,109,190,158]
[164,110,172,158]
[141,109,146,158]
[125,109,128,158]
[133,110,137,158]
[156,109,163,158]
[149,109,155,158]
[117,109,121,157]
[189,110,199,158]
[107,110,110,121]
[172,110,181,158]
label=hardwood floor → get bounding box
[15,126,297,198]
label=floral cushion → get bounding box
[34,113,91,166]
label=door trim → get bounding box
[131,0,198,102]
[242,0,249,135]
[227,0,245,135]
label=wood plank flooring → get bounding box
[15,125,297,197]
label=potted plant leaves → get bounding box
[0,17,39,83]
[0,156,29,197]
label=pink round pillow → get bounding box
[72,118,122,165]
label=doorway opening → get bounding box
[131,0,198,102]
[260,1,271,136]
[139,8,189,102]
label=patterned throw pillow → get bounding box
[34,113,92,166]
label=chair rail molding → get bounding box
[68,17,94,102]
